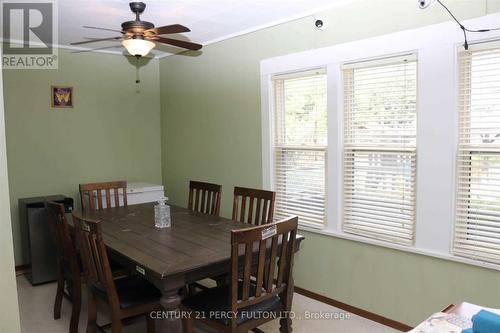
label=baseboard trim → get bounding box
[15,264,30,277]
[294,286,412,332]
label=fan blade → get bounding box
[83,26,124,34]
[70,37,122,45]
[146,24,190,35]
[153,36,202,50]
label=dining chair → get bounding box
[181,216,299,333]
[45,201,82,333]
[72,213,161,333]
[188,180,222,216]
[232,186,276,225]
[79,180,128,211]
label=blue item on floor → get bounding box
[461,329,473,333]
[466,310,500,333]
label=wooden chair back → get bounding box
[229,216,298,328]
[232,186,276,225]
[188,180,222,216]
[72,213,119,306]
[79,181,127,211]
[45,201,75,263]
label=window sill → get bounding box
[297,224,500,272]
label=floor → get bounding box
[17,276,400,333]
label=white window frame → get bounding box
[261,13,500,271]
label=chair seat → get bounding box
[93,275,161,309]
[182,283,282,326]
[62,254,126,279]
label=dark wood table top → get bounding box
[77,203,304,282]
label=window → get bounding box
[454,45,500,264]
[342,55,417,245]
[272,69,327,227]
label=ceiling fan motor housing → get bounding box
[123,2,154,33]
[121,20,155,33]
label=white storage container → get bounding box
[126,182,165,205]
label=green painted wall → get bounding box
[3,48,162,265]
[0,47,21,333]
[159,0,500,327]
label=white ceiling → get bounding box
[58,0,350,58]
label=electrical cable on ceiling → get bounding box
[432,0,500,50]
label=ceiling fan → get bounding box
[71,1,202,57]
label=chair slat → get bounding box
[276,233,289,288]
[114,188,119,207]
[255,239,267,297]
[97,191,103,209]
[247,197,254,224]
[266,236,278,293]
[201,190,206,213]
[261,200,269,225]
[79,181,127,211]
[255,199,262,226]
[195,189,200,212]
[232,186,276,226]
[89,191,96,210]
[210,192,216,215]
[240,197,246,223]
[105,189,111,208]
[242,241,253,301]
[188,181,222,216]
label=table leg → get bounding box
[160,287,182,333]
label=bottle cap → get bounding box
[157,197,168,205]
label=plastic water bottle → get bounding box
[154,197,171,228]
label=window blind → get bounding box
[273,69,327,227]
[454,45,500,264]
[342,55,417,245]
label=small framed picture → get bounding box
[51,86,73,108]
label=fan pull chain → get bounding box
[135,56,141,84]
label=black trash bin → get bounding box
[19,195,74,285]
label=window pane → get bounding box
[273,70,327,227]
[345,61,417,148]
[343,56,417,245]
[276,74,327,146]
[344,150,416,244]
[462,49,500,147]
[275,148,326,226]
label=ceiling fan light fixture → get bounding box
[122,38,155,57]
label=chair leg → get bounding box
[53,266,64,319]
[279,318,292,333]
[182,316,193,333]
[69,279,81,333]
[279,276,294,333]
[111,316,122,333]
[147,314,156,333]
[86,291,98,333]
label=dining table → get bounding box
[73,202,305,333]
